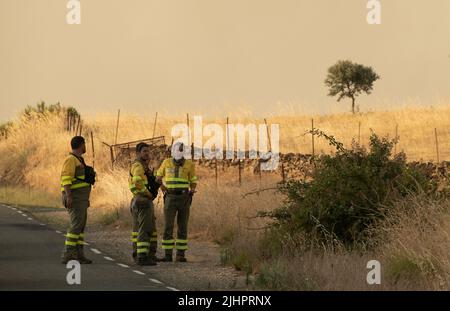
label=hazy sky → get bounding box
[1,0,450,121]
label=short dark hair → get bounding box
[136,142,150,153]
[71,136,85,149]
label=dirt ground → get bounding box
[16,204,251,291]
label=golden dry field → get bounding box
[0,104,449,290]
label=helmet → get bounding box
[172,142,185,160]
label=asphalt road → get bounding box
[0,203,173,291]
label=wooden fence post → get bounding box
[152,112,158,138]
[226,116,232,172]
[394,124,398,155]
[72,116,76,133]
[67,112,70,131]
[238,159,242,186]
[115,109,120,145]
[215,157,218,187]
[435,128,440,163]
[90,131,95,169]
[264,118,272,151]
[75,116,80,135]
[186,113,190,146]
[259,161,262,189]
[311,118,315,158]
[110,146,114,170]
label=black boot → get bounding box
[176,250,187,263]
[149,243,157,262]
[157,250,173,262]
[137,254,157,266]
[61,246,78,264]
[132,244,137,262]
[148,252,158,262]
[77,245,93,264]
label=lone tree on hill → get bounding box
[325,60,380,114]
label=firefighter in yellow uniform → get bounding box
[156,142,197,262]
[129,142,158,266]
[60,136,95,264]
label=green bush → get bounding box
[387,256,423,284]
[21,101,79,120]
[262,130,434,247]
[255,261,288,290]
[386,254,439,286]
[232,252,254,274]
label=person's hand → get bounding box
[189,189,196,196]
[66,194,73,209]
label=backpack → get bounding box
[130,160,160,201]
[71,153,96,186]
[145,170,161,201]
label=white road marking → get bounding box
[149,278,163,284]
[0,203,178,290]
[133,270,145,275]
[117,263,129,268]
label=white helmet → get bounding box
[172,142,185,160]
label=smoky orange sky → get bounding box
[1,0,450,121]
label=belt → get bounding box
[166,189,189,195]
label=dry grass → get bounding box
[0,104,449,290]
[376,195,450,290]
[221,195,450,291]
[86,104,450,163]
[0,104,448,233]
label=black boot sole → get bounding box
[137,261,157,266]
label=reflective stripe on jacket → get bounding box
[129,160,152,197]
[156,158,197,189]
[60,154,91,192]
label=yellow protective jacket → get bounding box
[129,160,152,197]
[60,154,91,192]
[156,158,197,190]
